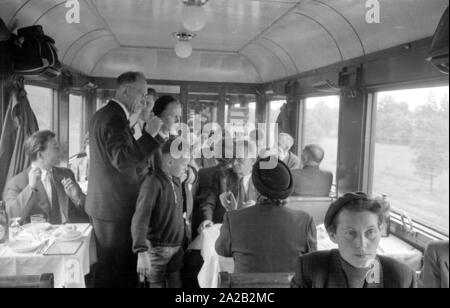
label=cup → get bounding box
[30,214,46,224]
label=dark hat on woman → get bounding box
[252,156,293,200]
[324,192,370,231]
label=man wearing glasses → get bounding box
[132,88,158,140]
[86,72,163,288]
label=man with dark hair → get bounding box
[292,144,333,197]
[199,140,258,229]
[3,130,88,224]
[86,71,163,288]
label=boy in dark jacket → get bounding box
[132,137,190,288]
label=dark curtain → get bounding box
[276,103,291,135]
[0,78,39,195]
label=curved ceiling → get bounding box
[0,0,448,83]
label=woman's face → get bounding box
[329,209,381,268]
[160,102,182,133]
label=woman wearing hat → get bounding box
[290,192,417,288]
[215,156,317,273]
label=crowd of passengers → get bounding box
[3,71,448,289]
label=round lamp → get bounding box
[175,40,193,58]
[182,5,207,32]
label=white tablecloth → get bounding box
[0,224,97,288]
[189,224,423,288]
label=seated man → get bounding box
[199,140,258,229]
[419,240,449,288]
[292,144,333,197]
[3,130,88,224]
[215,157,317,273]
[291,193,417,288]
[278,133,300,170]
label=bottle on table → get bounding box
[0,201,8,244]
[380,194,391,237]
[9,218,22,242]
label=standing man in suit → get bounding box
[199,140,258,229]
[278,133,301,170]
[86,71,163,288]
[292,144,333,197]
[4,130,88,224]
[216,157,317,273]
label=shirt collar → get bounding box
[112,99,130,120]
[31,163,52,179]
[159,131,170,141]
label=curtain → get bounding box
[0,80,39,195]
[276,103,291,135]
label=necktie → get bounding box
[49,171,62,225]
[237,177,247,210]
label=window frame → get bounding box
[365,79,450,243]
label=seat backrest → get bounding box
[219,272,294,288]
[285,197,334,225]
[0,274,54,288]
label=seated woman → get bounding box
[419,240,449,288]
[291,192,416,288]
[215,157,317,273]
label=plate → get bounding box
[22,223,52,233]
[52,230,83,242]
[8,240,42,253]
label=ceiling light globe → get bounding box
[175,40,193,58]
[182,6,207,32]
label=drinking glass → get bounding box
[30,214,46,224]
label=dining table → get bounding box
[0,223,96,288]
[188,224,423,288]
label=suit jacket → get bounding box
[191,165,222,238]
[419,241,449,288]
[86,101,160,222]
[283,152,301,170]
[292,166,333,197]
[291,250,417,288]
[3,167,88,224]
[200,168,257,224]
[215,202,317,273]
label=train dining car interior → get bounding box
[0,0,448,290]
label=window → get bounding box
[303,96,340,180]
[24,85,53,130]
[225,94,256,136]
[372,86,449,234]
[69,94,85,158]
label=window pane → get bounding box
[69,94,84,158]
[304,96,340,181]
[373,86,449,234]
[187,92,219,144]
[25,85,53,130]
[226,94,256,136]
